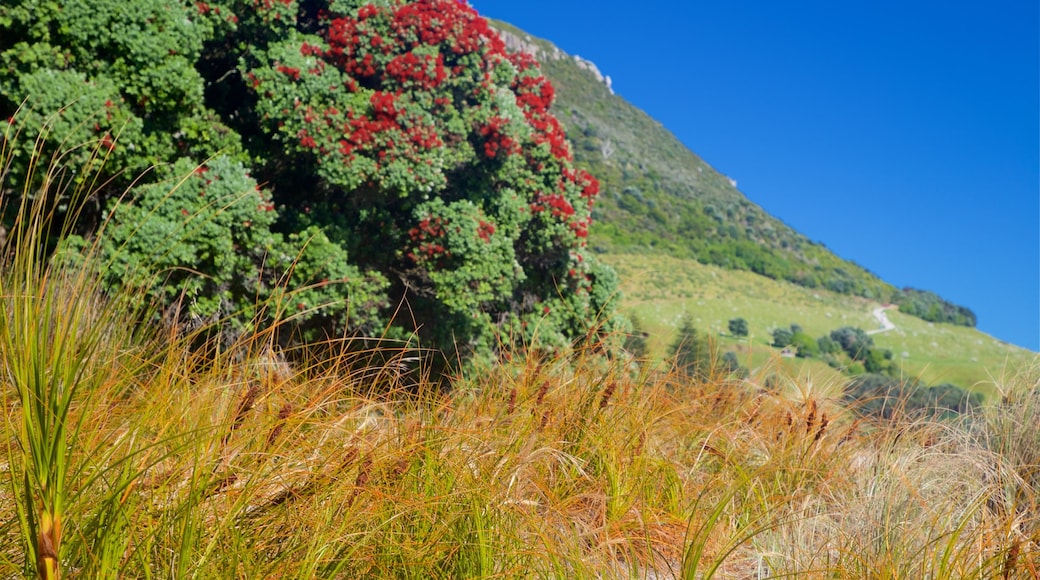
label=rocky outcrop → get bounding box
[495,27,614,94]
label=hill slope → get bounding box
[492,21,898,301]
[490,21,1034,388]
[607,251,1034,393]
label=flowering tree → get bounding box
[0,0,621,360]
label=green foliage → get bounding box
[843,374,983,419]
[668,315,714,379]
[771,327,793,348]
[727,317,748,337]
[0,0,237,204]
[893,287,976,327]
[77,155,388,339]
[769,322,818,357]
[0,0,621,362]
[790,330,819,358]
[862,346,896,375]
[816,335,840,356]
[829,326,874,361]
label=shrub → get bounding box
[0,0,621,361]
[669,315,714,380]
[892,287,976,327]
[771,327,793,348]
[843,374,982,419]
[727,317,748,337]
[790,331,819,358]
[829,326,873,361]
[817,335,840,355]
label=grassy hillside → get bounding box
[491,21,984,335]
[490,21,897,303]
[605,251,1034,395]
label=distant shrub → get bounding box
[790,331,819,358]
[843,374,982,419]
[892,287,976,327]
[817,335,841,355]
[727,317,748,337]
[829,326,874,361]
[669,315,714,380]
[771,327,793,348]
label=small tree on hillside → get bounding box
[830,326,874,361]
[790,331,819,358]
[728,317,748,337]
[669,315,714,380]
[771,327,793,348]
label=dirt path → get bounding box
[867,305,896,335]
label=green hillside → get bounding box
[486,21,1026,386]
[606,251,1034,394]
[490,22,970,314]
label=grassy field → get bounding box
[603,251,1035,394]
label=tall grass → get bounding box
[0,121,162,579]
[0,122,1037,578]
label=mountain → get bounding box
[489,21,984,328]
[490,22,882,292]
[484,21,1039,388]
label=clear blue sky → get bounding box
[472,0,1040,351]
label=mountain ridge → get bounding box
[490,20,985,331]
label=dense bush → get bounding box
[789,330,819,358]
[0,0,621,361]
[843,374,983,419]
[81,155,389,339]
[727,317,748,337]
[771,327,793,348]
[892,287,976,327]
[829,326,874,361]
[816,335,841,356]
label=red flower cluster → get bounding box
[408,215,445,241]
[407,215,450,261]
[325,0,506,87]
[276,64,301,80]
[391,1,505,55]
[477,219,495,242]
[578,170,599,200]
[385,52,447,90]
[298,129,318,148]
[533,192,575,219]
[479,116,518,159]
[510,69,569,161]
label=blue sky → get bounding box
[472,0,1040,351]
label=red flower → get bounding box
[276,64,301,80]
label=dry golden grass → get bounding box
[4,307,1035,578]
[1,124,1036,579]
